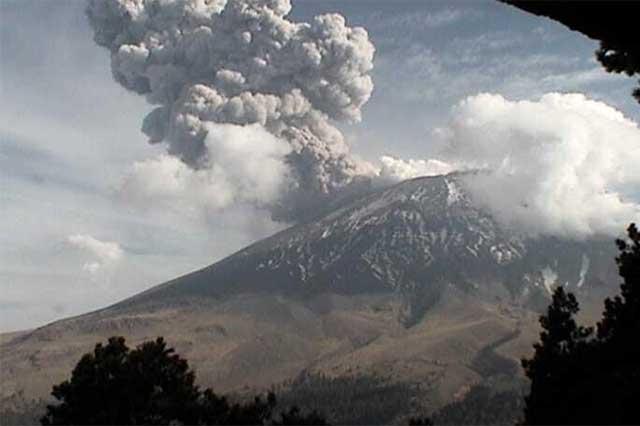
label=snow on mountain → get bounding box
[125,173,617,321]
[0,173,621,413]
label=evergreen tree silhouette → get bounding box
[41,337,327,425]
[521,288,592,424]
[522,224,640,425]
[274,407,329,426]
[408,416,433,426]
[591,223,640,424]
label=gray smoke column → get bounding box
[87,0,376,221]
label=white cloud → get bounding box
[437,93,640,238]
[119,123,292,214]
[67,234,123,273]
[378,155,455,181]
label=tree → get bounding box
[598,224,640,343]
[42,337,327,425]
[590,223,640,424]
[520,287,592,424]
[408,417,433,426]
[521,224,640,425]
[274,407,329,426]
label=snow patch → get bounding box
[445,179,463,206]
[490,244,516,264]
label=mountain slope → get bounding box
[124,173,615,319]
[0,174,619,420]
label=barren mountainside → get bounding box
[125,174,616,319]
[0,174,619,421]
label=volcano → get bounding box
[120,173,616,326]
[0,174,619,421]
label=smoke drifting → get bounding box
[437,93,640,238]
[87,0,375,221]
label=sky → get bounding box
[1,0,638,332]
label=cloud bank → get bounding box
[433,93,640,238]
[87,0,375,221]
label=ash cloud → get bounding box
[87,0,376,221]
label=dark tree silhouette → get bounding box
[42,336,202,425]
[520,287,592,424]
[598,224,640,343]
[430,384,525,426]
[274,407,329,426]
[590,223,640,424]
[197,389,277,426]
[274,372,422,425]
[522,224,640,425]
[41,336,327,426]
[408,416,433,426]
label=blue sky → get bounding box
[1,0,637,332]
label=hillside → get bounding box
[0,174,618,422]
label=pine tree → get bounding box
[41,337,203,425]
[521,287,592,425]
[522,224,640,425]
[592,224,640,424]
[41,337,328,425]
[598,224,640,342]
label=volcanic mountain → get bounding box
[0,174,619,421]
[124,173,616,318]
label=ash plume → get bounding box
[87,0,376,221]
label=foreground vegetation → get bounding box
[39,337,326,425]
[520,224,640,425]
[275,373,430,425]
